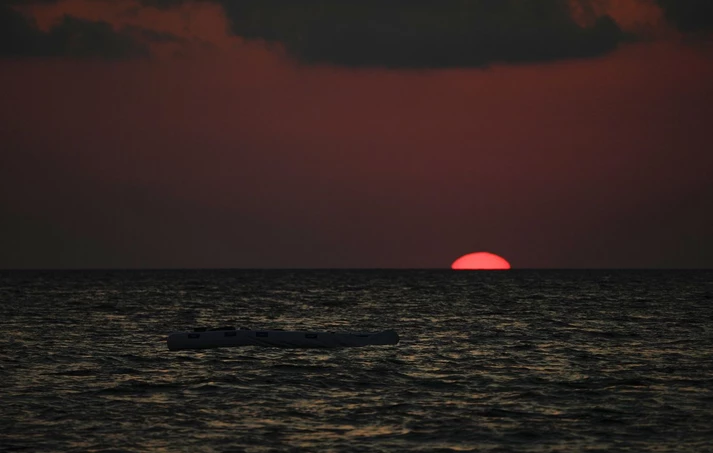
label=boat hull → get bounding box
[167,328,399,350]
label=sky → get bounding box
[1,0,712,269]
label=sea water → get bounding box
[1,269,712,452]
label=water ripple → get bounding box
[1,269,712,451]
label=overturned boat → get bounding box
[166,327,399,351]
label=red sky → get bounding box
[1,0,712,269]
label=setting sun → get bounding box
[451,252,511,270]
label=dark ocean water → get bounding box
[1,269,712,452]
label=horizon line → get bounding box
[1,267,711,272]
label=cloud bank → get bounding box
[2,0,712,64]
[657,0,713,32]
[0,4,150,58]
[219,0,626,67]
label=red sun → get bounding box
[451,252,511,270]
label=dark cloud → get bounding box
[138,0,192,9]
[0,5,149,58]
[657,0,713,32]
[48,16,150,58]
[3,0,710,64]
[217,0,626,68]
[0,5,46,56]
